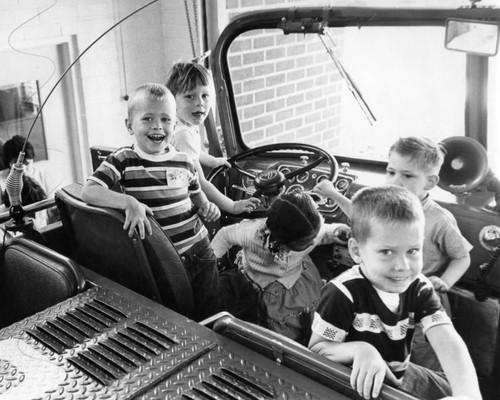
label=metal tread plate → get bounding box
[0,285,349,399]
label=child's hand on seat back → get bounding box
[123,195,153,239]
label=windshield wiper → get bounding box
[319,31,376,125]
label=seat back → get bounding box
[0,237,86,328]
[211,313,419,400]
[55,183,194,317]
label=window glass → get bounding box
[488,54,500,176]
[228,26,467,163]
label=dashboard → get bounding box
[239,163,356,219]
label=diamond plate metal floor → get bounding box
[0,283,351,400]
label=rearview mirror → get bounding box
[445,18,499,56]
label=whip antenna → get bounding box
[6,0,160,232]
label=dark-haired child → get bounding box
[0,135,54,201]
[211,192,350,344]
[309,185,480,400]
[1,174,48,230]
[0,135,55,228]
[166,61,259,215]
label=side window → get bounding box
[488,54,500,175]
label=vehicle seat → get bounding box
[54,183,195,318]
[0,237,86,329]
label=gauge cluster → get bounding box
[281,164,355,216]
[239,163,356,218]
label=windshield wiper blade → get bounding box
[319,31,376,125]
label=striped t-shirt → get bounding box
[87,144,207,254]
[311,265,451,378]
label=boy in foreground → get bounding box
[314,136,472,370]
[308,185,481,400]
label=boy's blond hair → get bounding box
[350,185,424,244]
[127,83,174,120]
[389,136,445,175]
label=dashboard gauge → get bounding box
[324,198,337,208]
[296,172,309,183]
[316,174,329,183]
[278,167,293,182]
[286,184,305,194]
[335,178,349,192]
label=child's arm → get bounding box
[426,324,481,400]
[199,151,231,169]
[200,177,260,214]
[211,224,240,258]
[195,158,260,214]
[430,253,471,292]
[174,130,259,214]
[190,186,221,223]
[81,180,153,239]
[312,180,352,217]
[309,332,400,399]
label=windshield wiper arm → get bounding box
[319,31,376,125]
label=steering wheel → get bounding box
[207,142,338,202]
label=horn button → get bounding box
[254,170,286,196]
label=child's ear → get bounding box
[348,238,363,264]
[425,174,439,191]
[124,119,133,134]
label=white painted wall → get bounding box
[0,0,208,184]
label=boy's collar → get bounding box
[177,118,193,128]
[176,119,199,133]
[420,193,430,203]
[133,143,176,161]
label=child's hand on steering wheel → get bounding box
[232,198,261,214]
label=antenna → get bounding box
[5,0,160,232]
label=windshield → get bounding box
[227,25,471,163]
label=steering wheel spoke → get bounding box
[284,155,326,180]
[231,163,257,179]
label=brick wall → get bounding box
[224,0,342,152]
[0,0,341,182]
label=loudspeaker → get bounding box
[438,136,489,193]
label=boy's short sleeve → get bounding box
[311,280,355,343]
[414,276,452,333]
[172,128,200,162]
[443,224,472,258]
[423,204,473,276]
[87,151,124,189]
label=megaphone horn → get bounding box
[438,136,489,194]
